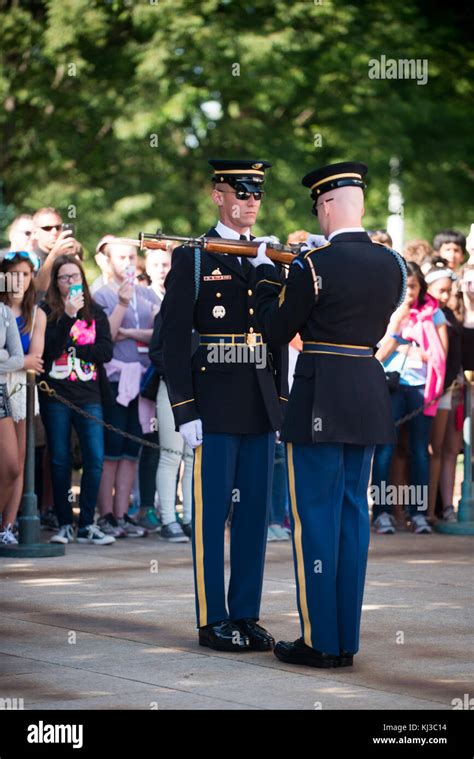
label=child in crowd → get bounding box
[372,263,447,535]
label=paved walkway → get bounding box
[0,531,472,710]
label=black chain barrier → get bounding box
[10,377,461,454]
[35,380,185,457]
[392,379,464,425]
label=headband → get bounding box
[425,268,457,285]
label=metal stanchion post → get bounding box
[0,370,65,557]
[436,371,474,535]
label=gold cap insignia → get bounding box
[212,268,222,275]
[252,163,263,170]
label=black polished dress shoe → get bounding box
[233,619,275,651]
[338,650,354,667]
[274,638,340,668]
[181,522,192,538]
[198,621,250,652]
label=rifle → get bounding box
[110,231,299,265]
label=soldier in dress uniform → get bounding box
[160,159,288,652]
[250,161,407,668]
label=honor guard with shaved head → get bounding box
[250,161,407,668]
[160,159,288,652]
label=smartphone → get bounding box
[69,283,83,298]
[62,223,76,236]
[124,265,136,285]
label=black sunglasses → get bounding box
[237,190,263,201]
[40,224,62,232]
[217,189,264,201]
[312,197,334,217]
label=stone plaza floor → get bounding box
[0,530,472,710]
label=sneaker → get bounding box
[443,506,456,523]
[0,524,18,545]
[137,508,161,533]
[411,514,432,534]
[160,521,189,543]
[50,524,75,544]
[267,526,278,542]
[40,509,59,531]
[374,513,396,535]
[77,524,115,545]
[98,513,126,538]
[269,524,290,541]
[181,521,192,538]
[117,515,147,538]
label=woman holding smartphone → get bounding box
[0,252,45,544]
[40,255,114,545]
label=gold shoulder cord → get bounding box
[305,255,319,298]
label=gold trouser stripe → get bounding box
[287,443,312,647]
[193,445,207,627]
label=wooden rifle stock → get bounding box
[109,234,297,264]
[202,239,295,265]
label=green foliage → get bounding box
[0,0,472,255]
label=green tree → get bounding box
[0,0,472,256]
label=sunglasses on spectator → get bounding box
[40,224,62,232]
[217,189,264,201]
[57,272,82,283]
[3,250,40,272]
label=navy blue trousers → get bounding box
[192,431,275,628]
[287,442,375,655]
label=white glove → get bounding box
[300,233,328,252]
[248,238,276,268]
[254,235,280,244]
[179,419,203,449]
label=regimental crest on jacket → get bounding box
[160,227,289,435]
[254,231,407,445]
